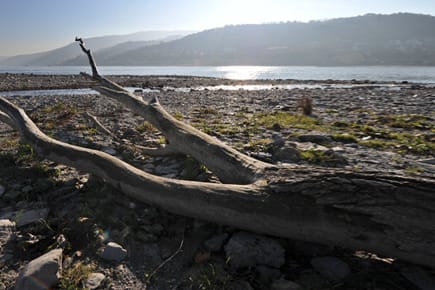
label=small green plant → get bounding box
[1,137,19,149]
[255,111,320,130]
[180,157,207,180]
[194,121,214,135]
[186,263,231,290]
[378,114,433,130]
[246,138,272,152]
[157,136,167,144]
[300,149,335,164]
[86,127,98,136]
[405,166,424,174]
[16,143,35,163]
[42,102,78,115]
[332,133,358,143]
[60,261,95,290]
[136,121,156,133]
[173,112,184,120]
[33,102,79,128]
[32,163,60,178]
[192,120,242,136]
[358,132,435,155]
[359,139,396,149]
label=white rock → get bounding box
[100,242,127,262]
[0,219,15,249]
[85,272,106,289]
[15,249,63,290]
[0,219,15,229]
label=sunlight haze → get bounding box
[1,0,435,56]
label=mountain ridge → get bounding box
[0,30,195,66]
[97,13,434,66]
[2,13,435,66]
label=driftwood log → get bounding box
[1,39,434,269]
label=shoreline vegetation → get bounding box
[1,74,434,289]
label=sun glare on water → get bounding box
[216,66,277,79]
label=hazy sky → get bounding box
[1,0,435,56]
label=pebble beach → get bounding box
[0,74,434,289]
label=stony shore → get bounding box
[0,73,413,91]
[0,74,434,289]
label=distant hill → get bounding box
[61,13,435,66]
[62,35,184,66]
[0,31,195,66]
[3,13,435,66]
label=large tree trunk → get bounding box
[0,39,434,269]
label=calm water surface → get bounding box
[1,66,435,83]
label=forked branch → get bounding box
[75,38,270,184]
[75,37,99,77]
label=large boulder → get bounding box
[224,231,285,269]
[15,249,63,290]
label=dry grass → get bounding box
[297,96,313,116]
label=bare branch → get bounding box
[75,37,99,77]
[82,111,180,156]
[0,110,15,129]
[146,233,185,284]
[83,112,118,139]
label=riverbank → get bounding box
[0,76,434,289]
[0,73,420,92]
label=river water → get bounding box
[1,66,435,83]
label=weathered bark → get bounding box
[0,40,434,269]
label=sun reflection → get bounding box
[216,66,276,80]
